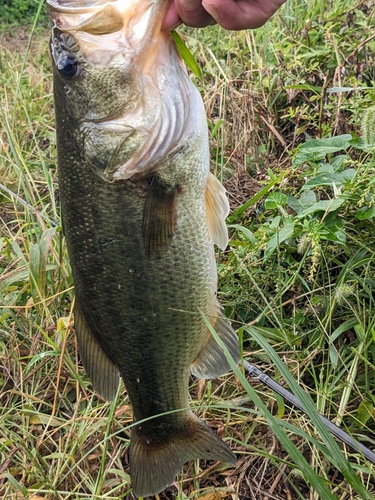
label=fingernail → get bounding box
[202,2,219,20]
[179,0,200,10]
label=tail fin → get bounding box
[129,412,236,497]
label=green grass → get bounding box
[1,0,375,498]
[0,0,48,30]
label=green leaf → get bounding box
[327,86,372,93]
[269,215,281,229]
[265,191,288,210]
[295,198,345,220]
[275,392,285,419]
[329,318,359,366]
[39,227,57,262]
[284,83,322,92]
[286,195,303,214]
[300,190,318,207]
[302,170,356,190]
[318,213,345,242]
[356,205,375,220]
[349,137,373,151]
[293,135,352,166]
[331,154,349,170]
[357,401,374,430]
[229,173,286,221]
[301,134,352,153]
[264,221,294,260]
[209,119,223,139]
[25,351,61,373]
[45,452,75,462]
[228,224,257,244]
[171,30,202,79]
[252,326,294,344]
[320,223,346,244]
[287,191,317,214]
[4,474,27,495]
[29,243,41,289]
[317,163,335,174]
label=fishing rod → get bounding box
[243,359,375,465]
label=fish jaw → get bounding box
[49,0,199,182]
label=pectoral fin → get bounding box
[74,302,119,401]
[191,302,239,379]
[143,177,178,257]
[205,173,230,250]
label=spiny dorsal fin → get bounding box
[205,172,230,250]
[191,301,239,379]
[143,177,178,257]
[130,411,236,497]
[74,301,120,401]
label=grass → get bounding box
[1,0,375,498]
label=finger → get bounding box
[202,0,286,30]
[162,2,182,31]
[175,0,215,28]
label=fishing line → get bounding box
[243,359,375,465]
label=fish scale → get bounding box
[48,0,240,496]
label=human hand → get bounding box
[162,0,286,31]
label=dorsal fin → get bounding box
[205,173,230,250]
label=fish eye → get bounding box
[57,54,79,79]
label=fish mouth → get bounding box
[47,0,173,75]
[47,0,166,44]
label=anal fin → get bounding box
[130,411,236,497]
[191,302,240,379]
[143,176,178,257]
[74,301,119,401]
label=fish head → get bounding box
[50,24,147,180]
[50,28,135,122]
[48,0,197,182]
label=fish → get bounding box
[47,0,240,496]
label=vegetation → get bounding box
[0,0,47,28]
[1,0,375,498]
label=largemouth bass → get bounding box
[48,0,240,496]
